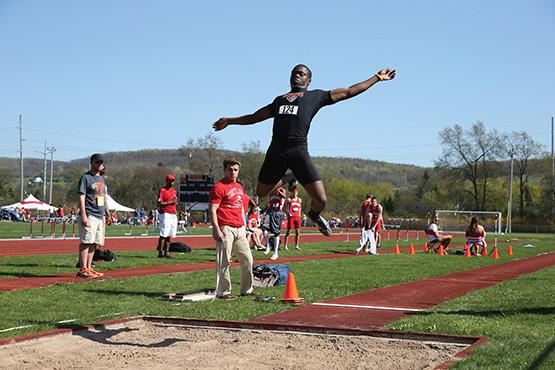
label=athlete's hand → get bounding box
[213,118,230,131]
[377,68,396,81]
[81,215,90,227]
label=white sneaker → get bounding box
[270,253,278,260]
[264,247,270,255]
[284,245,289,251]
[295,245,301,250]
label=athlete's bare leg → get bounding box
[302,180,327,213]
[294,228,301,249]
[284,228,291,250]
[256,181,282,198]
[302,180,332,236]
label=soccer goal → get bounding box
[433,210,503,235]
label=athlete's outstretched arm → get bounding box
[212,106,272,131]
[330,68,396,103]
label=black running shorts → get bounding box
[258,142,321,186]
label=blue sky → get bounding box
[0,0,553,167]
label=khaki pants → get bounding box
[215,225,253,296]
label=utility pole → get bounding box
[18,115,24,200]
[551,116,554,221]
[35,140,48,199]
[507,148,514,234]
[47,146,56,205]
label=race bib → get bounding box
[95,195,105,207]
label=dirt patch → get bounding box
[0,320,466,370]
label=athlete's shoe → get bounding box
[76,268,95,279]
[264,247,271,255]
[314,215,332,237]
[270,253,278,260]
[294,245,301,250]
[284,245,289,251]
[89,268,104,278]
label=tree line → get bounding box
[0,123,552,224]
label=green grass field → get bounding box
[0,233,554,369]
[0,221,213,239]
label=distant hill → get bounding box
[0,148,429,187]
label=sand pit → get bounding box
[0,319,468,370]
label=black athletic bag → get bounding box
[169,242,192,253]
[93,249,117,262]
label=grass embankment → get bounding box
[0,234,553,369]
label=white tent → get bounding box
[1,194,58,212]
[106,194,135,212]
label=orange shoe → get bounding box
[76,268,95,279]
[88,268,104,278]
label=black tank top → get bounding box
[266,89,333,145]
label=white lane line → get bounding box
[311,302,424,312]
[57,319,77,324]
[98,312,124,318]
[0,325,33,333]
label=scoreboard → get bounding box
[179,174,215,204]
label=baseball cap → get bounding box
[166,173,175,182]
[90,153,104,163]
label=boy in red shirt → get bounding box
[283,185,302,250]
[209,158,254,299]
[157,174,178,258]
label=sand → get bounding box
[0,320,466,370]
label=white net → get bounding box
[433,210,502,235]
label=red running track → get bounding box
[0,252,359,292]
[251,252,555,330]
[0,233,356,257]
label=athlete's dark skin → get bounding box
[213,65,396,215]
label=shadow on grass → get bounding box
[83,288,163,298]
[527,337,555,370]
[0,271,67,278]
[414,306,555,317]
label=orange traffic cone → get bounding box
[280,272,304,304]
[423,243,429,253]
[481,245,488,257]
[507,245,513,256]
[492,247,500,259]
[408,244,415,255]
[438,244,445,256]
[464,244,471,257]
[394,244,401,254]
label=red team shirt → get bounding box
[209,179,246,228]
[268,192,286,212]
[158,187,177,214]
[287,196,302,219]
[287,196,302,230]
[368,203,383,230]
[359,199,371,224]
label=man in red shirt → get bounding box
[368,197,384,248]
[284,185,302,251]
[157,174,178,258]
[209,158,254,299]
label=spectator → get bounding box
[157,174,178,258]
[283,185,302,251]
[76,153,111,278]
[261,187,286,260]
[425,217,453,254]
[209,157,254,299]
[465,216,487,256]
[246,203,264,251]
